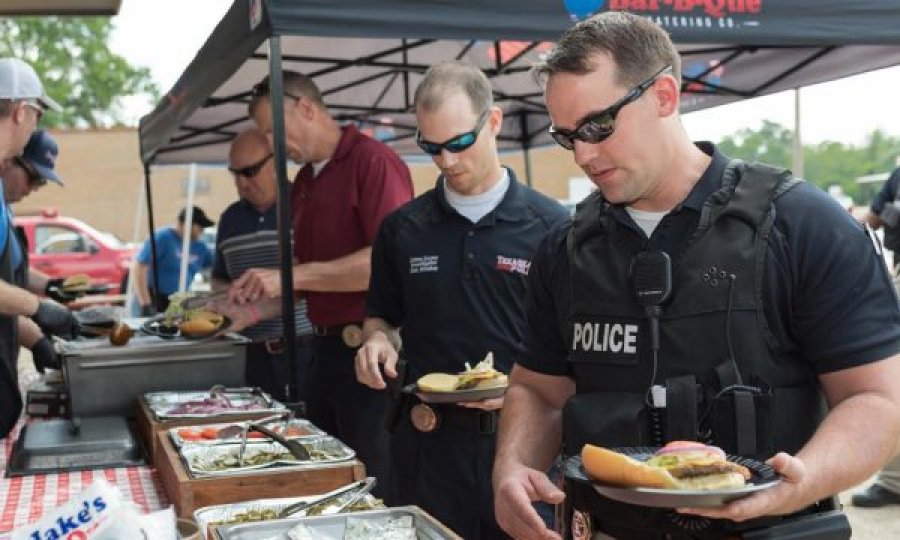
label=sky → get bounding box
[109,0,900,148]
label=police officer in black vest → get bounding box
[492,12,900,540]
[354,61,568,539]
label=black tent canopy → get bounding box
[136,0,900,400]
[139,0,900,165]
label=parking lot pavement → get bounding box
[843,478,900,538]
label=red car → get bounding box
[14,209,137,293]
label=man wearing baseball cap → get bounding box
[0,59,74,438]
[0,57,61,161]
[133,205,215,314]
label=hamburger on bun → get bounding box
[582,441,751,491]
[416,352,508,393]
[62,274,91,292]
[179,318,220,337]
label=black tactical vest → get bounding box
[0,221,23,438]
[562,161,831,538]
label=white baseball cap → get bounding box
[0,57,61,112]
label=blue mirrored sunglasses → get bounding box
[415,109,490,156]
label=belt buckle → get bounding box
[341,324,363,348]
[264,338,285,354]
[410,403,439,433]
[313,326,327,337]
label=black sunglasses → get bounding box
[228,153,273,178]
[415,109,490,156]
[549,65,672,150]
[13,156,45,186]
[251,80,303,102]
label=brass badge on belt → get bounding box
[410,403,439,432]
[341,324,363,348]
[572,510,593,540]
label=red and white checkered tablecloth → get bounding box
[0,420,169,534]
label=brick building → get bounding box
[12,128,584,242]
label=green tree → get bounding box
[717,121,900,204]
[0,17,158,127]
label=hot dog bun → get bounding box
[417,373,460,393]
[582,444,679,489]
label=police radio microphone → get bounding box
[633,251,672,352]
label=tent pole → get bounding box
[518,110,533,187]
[792,87,804,178]
[143,163,161,314]
[267,36,299,404]
[178,163,197,293]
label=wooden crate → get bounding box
[154,430,366,518]
[135,397,284,466]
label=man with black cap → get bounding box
[0,58,75,438]
[0,129,71,373]
[133,206,215,314]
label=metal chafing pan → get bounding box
[213,506,463,539]
[145,388,285,420]
[194,491,383,533]
[59,334,249,418]
[169,419,325,448]
[182,437,356,478]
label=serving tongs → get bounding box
[276,477,377,519]
[208,385,274,408]
[232,411,297,466]
[245,422,311,461]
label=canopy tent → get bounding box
[136,0,900,400]
[139,0,900,165]
[0,0,121,15]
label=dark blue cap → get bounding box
[21,129,63,186]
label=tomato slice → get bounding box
[201,427,220,440]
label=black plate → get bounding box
[140,315,231,340]
[562,447,781,508]
[403,383,507,404]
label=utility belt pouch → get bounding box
[562,391,654,456]
[703,385,775,460]
[664,375,699,442]
[742,509,850,540]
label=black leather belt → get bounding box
[251,335,314,355]
[407,400,498,434]
[312,323,363,348]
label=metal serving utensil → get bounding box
[247,422,310,461]
[276,478,373,519]
[334,477,377,513]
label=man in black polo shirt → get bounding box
[492,12,900,540]
[355,61,568,539]
[212,128,313,402]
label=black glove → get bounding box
[31,299,80,340]
[140,304,156,317]
[44,278,79,304]
[31,337,60,372]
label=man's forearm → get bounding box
[796,391,900,504]
[0,279,39,317]
[293,247,371,293]
[362,317,401,350]
[17,316,44,348]
[27,268,51,295]
[495,381,565,477]
[132,263,150,304]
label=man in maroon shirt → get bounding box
[230,71,413,494]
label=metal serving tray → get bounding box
[194,492,383,532]
[145,389,285,420]
[169,419,325,448]
[214,506,462,539]
[59,334,248,418]
[182,437,356,478]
